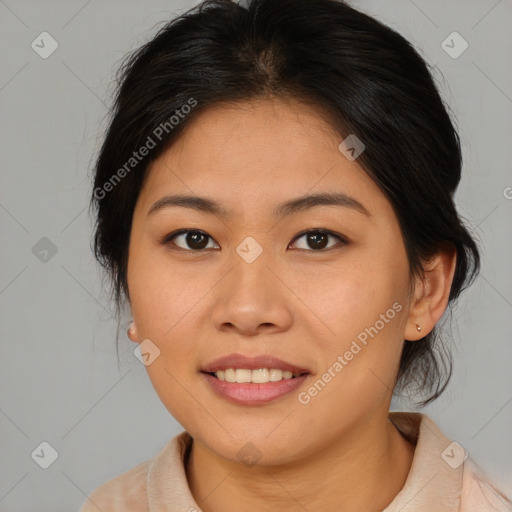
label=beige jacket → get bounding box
[79,412,512,511]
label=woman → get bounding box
[81,0,512,510]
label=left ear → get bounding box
[404,244,457,341]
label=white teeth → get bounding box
[214,368,298,383]
[225,368,236,382]
[252,368,269,383]
[235,369,252,383]
[269,369,282,382]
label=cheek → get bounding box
[128,243,193,336]
[127,257,210,393]
[145,359,201,432]
[302,253,409,394]
[294,253,407,343]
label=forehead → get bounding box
[172,96,343,157]
[137,97,390,219]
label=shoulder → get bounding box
[460,458,512,512]
[78,459,151,512]
[77,433,190,512]
[386,412,512,512]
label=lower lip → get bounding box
[201,372,309,405]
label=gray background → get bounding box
[1,0,511,510]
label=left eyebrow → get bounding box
[147,191,371,219]
[274,191,371,218]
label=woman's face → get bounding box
[127,96,418,465]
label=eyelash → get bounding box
[160,228,348,252]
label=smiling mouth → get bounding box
[204,368,309,383]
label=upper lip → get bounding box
[201,353,311,374]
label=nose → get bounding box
[209,241,293,336]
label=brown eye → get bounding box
[289,229,347,251]
[162,229,219,251]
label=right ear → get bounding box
[127,321,139,342]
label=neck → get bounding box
[185,412,416,512]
